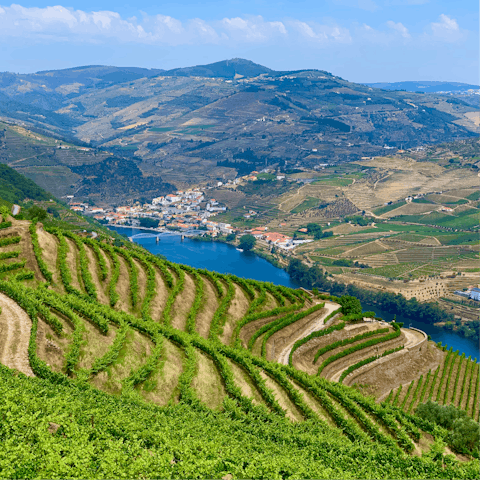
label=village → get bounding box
[68,184,312,251]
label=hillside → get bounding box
[0,162,53,204]
[0,120,175,202]
[0,59,478,188]
[0,209,478,477]
[366,81,479,93]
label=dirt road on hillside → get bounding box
[0,293,34,376]
[277,302,340,365]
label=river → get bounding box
[108,226,298,288]
[109,226,479,359]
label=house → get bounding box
[264,232,292,246]
[470,288,480,301]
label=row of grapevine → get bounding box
[0,250,19,260]
[0,220,12,230]
[122,335,164,394]
[29,222,53,283]
[261,303,325,358]
[65,232,97,300]
[458,359,472,409]
[162,263,185,326]
[84,238,108,281]
[138,256,156,321]
[264,284,286,306]
[89,324,130,377]
[451,353,465,405]
[183,268,205,334]
[441,350,459,404]
[339,346,404,384]
[244,284,266,316]
[289,317,345,366]
[0,260,26,275]
[407,375,423,414]
[0,235,21,247]
[147,254,174,288]
[313,327,390,363]
[115,248,138,308]
[419,369,432,404]
[317,324,401,376]
[197,268,224,297]
[435,349,454,402]
[13,270,35,282]
[101,243,120,307]
[208,278,235,341]
[49,228,78,295]
[471,363,480,420]
[232,303,300,347]
[232,276,256,301]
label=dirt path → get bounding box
[36,228,62,289]
[277,301,340,365]
[171,272,196,331]
[0,293,34,376]
[401,328,425,349]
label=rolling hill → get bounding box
[366,81,479,93]
[0,59,478,189]
[0,198,478,478]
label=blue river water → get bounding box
[109,226,479,359]
[108,226,298,288]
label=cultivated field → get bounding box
[0,216,477,461]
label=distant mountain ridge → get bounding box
[366,81,479,93]
[0,58,478,192]
[163,58,274,78]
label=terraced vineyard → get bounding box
[0,216,479,470]
[386,349,480,422]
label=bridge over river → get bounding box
[128,229,203,241]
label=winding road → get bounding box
[277,301,341,365]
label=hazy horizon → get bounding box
[0,1,478,84]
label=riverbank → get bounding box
[107,226,298,288]
[107,225,479,357]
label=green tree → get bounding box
[27,206,48,221]
[338,295,362,315]
[139,217,159,229]
[307,223,322,235]
[238,234,256,252]
[226,233,236,242]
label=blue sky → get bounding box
[0,1,477,83]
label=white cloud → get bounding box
[289,20,351,44]
[386,21,410,39]
[0,4,469,51]
[219,16,287,43]
[426,14,466,43]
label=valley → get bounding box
[0,59,478,479]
